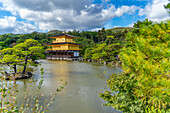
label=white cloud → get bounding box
[89,27,102,31]
[139,0,170,22]
[0,16,37,34]
[0,0,140,33]
[115,5,140,16]
[0,16,16,28]
[114,26,121,28]
[127,23,134,27]
[102,5,139,21]
[0,0,19,15]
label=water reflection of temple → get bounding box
[45,32,82,60]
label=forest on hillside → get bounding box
[0,26,132,57]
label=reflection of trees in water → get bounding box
[97,73,106,81]
[0,62,39,90]
[96,65,122,81]
[0,62,38,74]
[23,78,38,92]
[0,64,10,76]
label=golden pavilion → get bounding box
[45,33,82,59]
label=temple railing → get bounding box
[46,55,72,58]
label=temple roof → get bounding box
[51,33,77,38]
[45,42,83,46]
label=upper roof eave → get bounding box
[45,42,83,46]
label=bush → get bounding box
[100,22,170,112]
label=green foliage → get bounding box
[165,1,170,13]
[1,55,21,64]
[86,43,121,61]
[0,39,44,74]
[0,31,55,51]
[83,48,93,59]
[84,27,126,62]
[0,42,7,50]
[134,19,153,28]
[106,27,134,34]
[98,27,107,42]
[100,21,170,112]
[74,35,96,56]
[68,28,126,58]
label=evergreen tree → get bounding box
[0,39,44,75]
[100,21,170,112]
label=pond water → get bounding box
[1,60,121,113]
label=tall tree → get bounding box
[91,43,121,62]
[97,27,107,42]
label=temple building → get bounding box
[45,33,82,59]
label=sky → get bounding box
[0,0,169,34]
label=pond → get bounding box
[1,60,121,113]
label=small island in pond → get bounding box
[0,39,44,80]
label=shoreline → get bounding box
[1,72,33,80]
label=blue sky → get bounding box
[0,0,169,34]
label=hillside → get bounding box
[47,30,62,35]
[106,27,134,33]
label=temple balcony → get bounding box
[52,38,75,43]
[46,55,72,58]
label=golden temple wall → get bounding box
[49,45,80,50]
[52,38,75,43]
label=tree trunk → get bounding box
[13,64,17,73]
[108,38,112,45]
[22,55,28,75]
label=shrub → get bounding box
[100,22,170,112]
